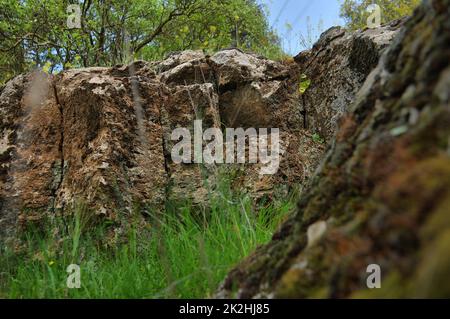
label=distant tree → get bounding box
[340,0,421,30]
[0,0,284,84]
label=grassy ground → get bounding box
[0,177,296,299]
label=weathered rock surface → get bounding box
[0,73,61,240]
[0,53,306,242]
[218,0,450,298]
[295,18,404,142]
[0,17,400,245]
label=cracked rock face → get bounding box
[1,22,398,243]
[217,0,450,299]
[0,73,62,240]
[295,18,404,142]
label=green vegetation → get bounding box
[0,175,296,298]
[0,0,285,84]
[340,0,421,30]
[312,133,325,144]
[0,0,425,84]
[298,74,311,94]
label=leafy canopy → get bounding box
[0,0,284,84]
[340,0,421,30]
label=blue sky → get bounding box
[258,0,345,54]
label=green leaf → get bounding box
[299,74,311,94]
[312,133,325,144]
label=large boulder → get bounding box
[295,19,404,142]
[0,51,316,242]
[0,21,401,244]
[218,0,450,299]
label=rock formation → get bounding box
[0,13,402,244]
[0,18,399,245]
[218,0,450,298]
[6,0,445,301]
[2,0,448,302]
[295,18,404,142]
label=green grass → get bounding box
[0,176,296,299]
